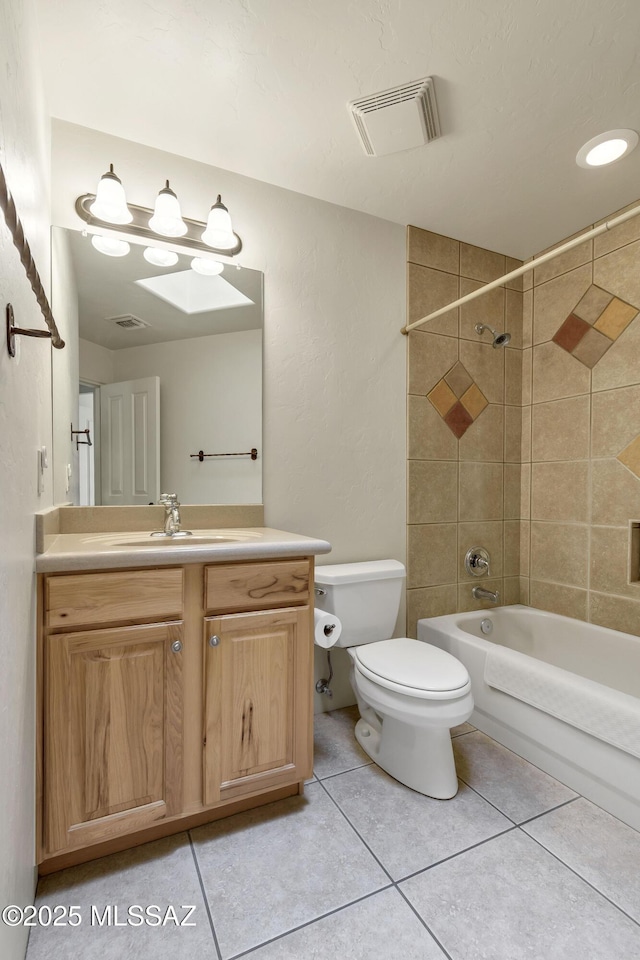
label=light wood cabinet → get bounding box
[38,556,314,872]
[203,607,312,806]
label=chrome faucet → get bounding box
[151,493,192,538]
[472,585,500,604]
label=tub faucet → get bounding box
[472,585,500,604]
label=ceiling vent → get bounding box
[348,77,441,157]
[105,314,150,330]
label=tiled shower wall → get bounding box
[406,227,524,635]
[407,201,640,639]
[521,199,640,635]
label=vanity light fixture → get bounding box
[76,169,242,257]
[190,257,224,276]
[576,129,639,168]
[201,195,236,250]
[143,246,179,267]
[91,234,130,257]
[88,164,133,224]
[148,181,188,237]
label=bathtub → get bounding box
[418,605,640,832]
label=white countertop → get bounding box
[36,527,332,573]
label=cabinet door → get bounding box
[45,621,183,854]
[203,607,312,806]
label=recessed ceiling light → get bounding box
[576,129,639,168]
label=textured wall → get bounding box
[406,227,523,634]
[0,1,50,958]
[521,199,640,633]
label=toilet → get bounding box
[314,560,473,799]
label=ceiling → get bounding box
[35,0,640,259]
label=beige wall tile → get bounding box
[520,521,530,577]
[591,385,640,458]
[408,330,458,396]
[521,348,532,404]
[520,463,531,518]
[593,198,640,259]
[505,290,523,348]
[457,578,504,611]
[522,290,533,348]
[591,458,640,525]
[589,591,640,638]
[458,520,504,580]
[531,461,589,522]
[533,263,592,344]
[503,520,520,576]
[459,279,505,342]
[531,395,590,462]
[459,462,503,521]
[504,464,522,519]
[408,263,459,338]
[408,460,458,523]
[428,378,457,416]
[529,580,588,620]
[530,521,589,587]
[408,395,458,461]
[460,383,489,419]
[590,525,640,601]
[460,243,506,283]
[591,314,640,392]
[521,406,531,461]
[502,577,521,604]
[459,340,504,403]
[407,226,459,274]
[459,404,504,462]
[593,238,640,311]
[504,405,522,463]
[519,577,530,604]
[532,341,591,403]
[406,584,458,637]
[533,231,593,286]
[523,260,534,291]
[505,348,523,405]
[505,257,524,291]
[408,523,458,588]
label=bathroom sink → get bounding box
[78,530,262,548]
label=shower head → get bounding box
[475,323,511,348]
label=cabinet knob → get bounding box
[171,640,183,653]
[209,635,220,647]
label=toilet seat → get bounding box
[353,637,471,700]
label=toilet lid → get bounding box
[354,638,470,699]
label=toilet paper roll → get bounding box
[314,609,342,649]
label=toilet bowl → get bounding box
[315,560,473,799]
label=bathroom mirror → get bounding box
[51,226,263,505]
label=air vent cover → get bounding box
[348,77,440,157]
[105,314,150,329]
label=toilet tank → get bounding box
[314,560,405,647]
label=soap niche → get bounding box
[628,521,640,584]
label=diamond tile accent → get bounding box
[553,285,639,368]
[427,379,457,417]
[428,362,489,438]
[617,435,640,479]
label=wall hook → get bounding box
[71,424,92,449]
[6,303,54,358]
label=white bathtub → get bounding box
[419,604,640,831]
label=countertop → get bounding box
[36,527,332,573]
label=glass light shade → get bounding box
[201,195,236,249]
[91,234,130,257]
[585,139,628,166]
[191,257,224,276]
[143,246,179,267]
[89,164,133,224]
[148,180,188,237]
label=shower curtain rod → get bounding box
[400,201,640,335]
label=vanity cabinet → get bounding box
[38,556,314,872]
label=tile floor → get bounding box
[26,707,640,959]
